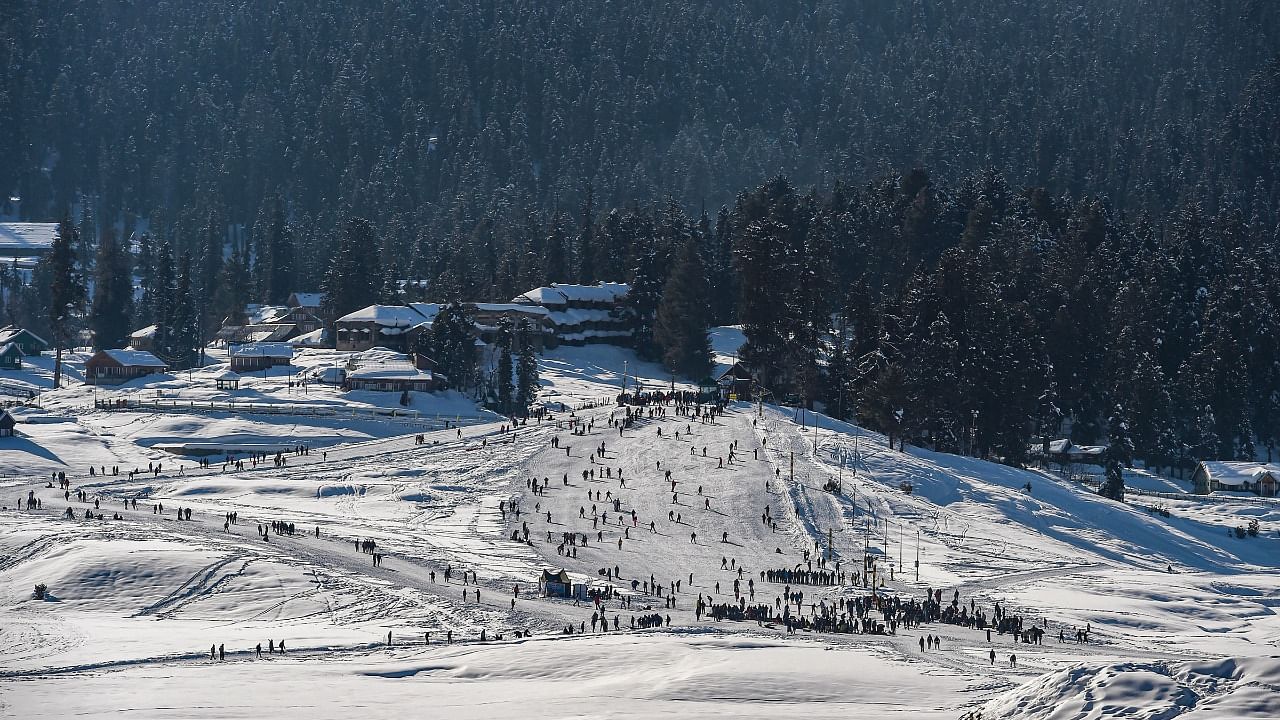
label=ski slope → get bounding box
[2,338,1279,718]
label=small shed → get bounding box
[214,369,241,390]
[230,342,294,372]
[0,409,16,437]
[0,342,23,370]
[538,568,587,600]
[718,362,754,401]
[84,349,169,385]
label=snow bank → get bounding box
[975,655,1280,719]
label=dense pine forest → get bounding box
[2,0,1279,470]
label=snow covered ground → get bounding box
[2,336,1279,718]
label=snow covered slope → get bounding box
[2,336,1278,718]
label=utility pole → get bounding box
[790,451,794,482]
[915,529,920,582]
[622,360,628,396]
[827,527,833,561]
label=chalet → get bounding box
[217,304,324,345]
[334,303,439,352]
[128,325,157,351]
[0,326,49,356]
[0,409,16,437]
[84,349,169,385]
[229,342,294,372]
[1192,461,1280,497]
[0,342,23,370]
[511,282,630,347]
[1028,439,1109,468]
[345,363,443,393]
[717,362,754,401]
[466,303,552,350]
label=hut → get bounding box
[0,326,48,356]
[229,342,294,372]
[214,369,241,390]
[717,362,754,401]
[0,342,23,370]
[84,349,169,385]
[0,409,16,437]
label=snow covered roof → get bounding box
[0,223,58,254]
[512,282,630,306]
[348,364,434,381]
[1197,461,1280,486]
[0,342,22,357]
[246,304,290,324]
[99,349,168,367]
[213,369,241,380]
[0,326,48,347]
[129,324,158,339]
[470,302,552,316]
[407,303,443,323]
[289,328,328,347]
[230,342,295,359]
[338,304,434,327]
[288,292,324,308]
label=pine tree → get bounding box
[261,194,294,305]
[653,237,712,379]
[515,319,539,416]
[48,218,86,388]
[494,319,514,414]
[322,216,381,321]
[89,228,133,350]
[163,251,200,369]
[427,304,478,392]
[1099,405,1131,501]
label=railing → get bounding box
[92,396,491,430]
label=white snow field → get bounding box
[2,337,1279,718]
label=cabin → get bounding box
[0,409,16,437]
[84,349,169,385]
[1027,439,1109,469]
[217,304,323,345]
[128,325,157,351]
[334,303,439,352]
[1192,461,1280,497]
[0,342,23,370]
[718,362,754,401]
[345,363,443,393]
[0,326,49,356]
[229,342,294,372]
[537,568,587,600]
[511,282,631,347]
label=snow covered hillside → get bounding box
[2,337,1278,718]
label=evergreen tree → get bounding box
[427,304,478,392]
[494,318,514,415]
[653,237,712,379]
[89,228,133,350]
[1099,405,1132,501]
[321,217,381,321]
[47,218,86,388]
[515,319,539,415]
[163,251,200,369]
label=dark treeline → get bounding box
[2,0,1279,470]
